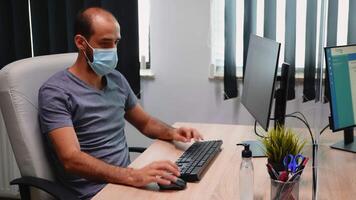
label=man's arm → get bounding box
[49,127,180,187]
[124,104,203,142]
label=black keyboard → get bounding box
[176,140,223,182]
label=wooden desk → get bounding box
[93,123,356,200]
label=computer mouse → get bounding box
[158,177,187,190]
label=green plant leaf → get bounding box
[260,126,307,164]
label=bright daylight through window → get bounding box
[138,0,150,69]
[211,0,351,76]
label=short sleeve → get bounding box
[38,84,73,134]
[121,76,138,111]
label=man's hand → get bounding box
[125,105,204,142]
[171,127,203,143]
[127,160,180,187]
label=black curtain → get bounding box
[224,0,238,99]
[303,0,317,102]
[0,0,31,69]
[323,0,339,102]
[283,0,296,100]
[348,0,356,44]
[101,1,140,97]
[264,0,276,40]
[243,0,256,77]
[29,0,140,96]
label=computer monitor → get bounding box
[241,35,281,157]
[325,44,356,153]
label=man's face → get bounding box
[80,15,121,61]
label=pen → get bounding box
[302,157,309,166]
[289,173,301,182]
[267,168,275,179]
[266,164,279,180]
[296,157,309,174]
[278,170,289,182]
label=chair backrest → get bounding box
[0,53,77,181]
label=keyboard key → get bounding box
[191,167,202,175]
[176,140,223,182]
[197,161,205,167]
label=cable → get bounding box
[270,111,311,135]
[269,111,311,130]
[254,121,267,138]
[270,111,315,144]
[312,142,317,195]
[286,113,317,196]
[319,124,329,135]
[288,111,309,126]
[272,111,318,194]
[284,115,315,145]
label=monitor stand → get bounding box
[242,140,266,157]
[330,128,356,153]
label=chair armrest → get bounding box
[10,176,79,200]
[128,147,146,153]
[11,149,146,199]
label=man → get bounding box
[38,7,202,200]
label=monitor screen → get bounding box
[241,35,281,131]
[325,45,356,131]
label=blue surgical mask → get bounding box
[83,39,118,76]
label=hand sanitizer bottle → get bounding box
[237,144,254,200]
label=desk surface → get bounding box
[93,123,356,200]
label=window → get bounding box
[211,0,352,76]
[336,0,349,45]
[211,0,224,70]
[138,0,150,69]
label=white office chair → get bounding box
[0,53,80,200]
[0,53,145,200]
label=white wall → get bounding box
[125,0,330,149]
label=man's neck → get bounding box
[68,55,105,90]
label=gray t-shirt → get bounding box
[38,69,137,200]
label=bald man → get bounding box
[38,7,202,200]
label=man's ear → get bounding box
[74,35,86,51]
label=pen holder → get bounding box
[270,178,300,200]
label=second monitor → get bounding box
[325,44,356,153]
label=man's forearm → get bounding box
[141,117,175,140]
[64,151,135,186]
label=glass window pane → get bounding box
[211,0,225,67]
[337,0,349,45]
[276,0,286,69]
[138,0,150,63]
[295,0,307,69]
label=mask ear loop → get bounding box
[83,50,91,64]
[80,36,94,63]
[82,37,95,50]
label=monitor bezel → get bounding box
[241,34,281,131]
[324,44,356,132]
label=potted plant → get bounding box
[261,125,306,172]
